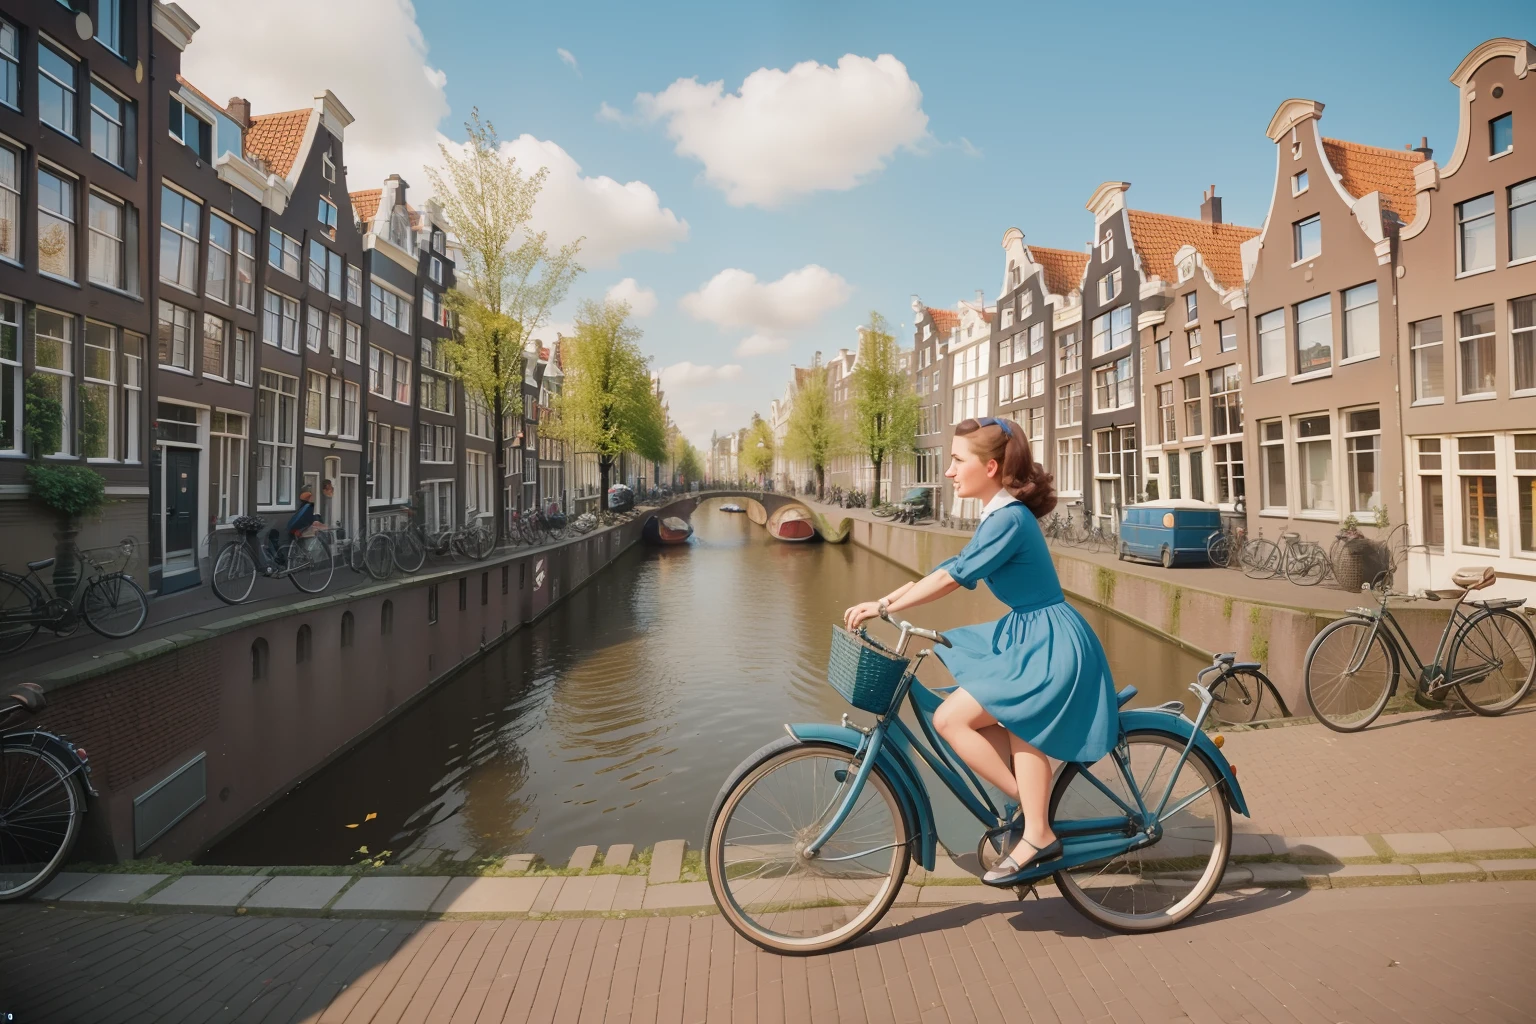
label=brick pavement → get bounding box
[3,882,1534,1023]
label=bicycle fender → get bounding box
[786,723,939,870]
[1117,712,1249,818]
[4,730,97,798]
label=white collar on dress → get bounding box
[978,489,1022,524]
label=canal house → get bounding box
[910,300,956,513]
[1396,38,1536,599]
[944,295,995,521]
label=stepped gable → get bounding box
[243,108,312,177]
[1320,138,1425,223]
[1125,210,1260,289]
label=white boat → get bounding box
[720,503,745,513]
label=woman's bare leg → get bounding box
[1007,735,1058,861]
[932,690,1019,800]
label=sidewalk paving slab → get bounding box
[34,872,93,900]
[1320,864,1420,887]
[1275,835,1376,861]
[648,840,686,884]
[1246,863,1306,887]
[553,875,598,913]
[501,853,535,873]
[605,844,634,869]
[610,875,646,912]
[145,874,266,907]
[430,876,545,914]
[641,881,712,910]
[1442,827,1533,853]
[331,876,448,913]
[568,845,598,871]
[1475,858,1536,880]
[1231,833,1282,857]
[1414,862,1485,882]
[1382,832,1455,857]
[918,884,1015,904]
[528,877,564,914]
[241,874,350,910]
[1518,825,1536,847]
[583,874,622,912]
[57,873,166,903]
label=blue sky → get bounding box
[187,1,1531,446]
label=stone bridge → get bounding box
[652,490,852,542]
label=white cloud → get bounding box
[635,54,929,207]
[734,334,789,358]
[557,48,580,76]
[596,102,628,124]
[681,265,851,334]
[181,0,685,268]
[606,278,658,317]
[660,362,743,389]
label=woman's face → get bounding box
[945,435,999,499]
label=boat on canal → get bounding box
[719,503,745,513]
[643,515,695,545]
[767,505,816,542]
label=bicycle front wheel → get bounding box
[393,530,427,573]
[211,542,257,605]
[288,536,335,594]
[1303,617,1397,731]
[363,533,394,580]
[0,575,42,654]
[1284,547,1327,587]
[81,574,148,638]
[1209,669,1284,725]
[1242,540,1279,579]
[1052,731,1231,933]
[1449,609,1536,716]
[465,522,495,559]
[0,743,85,901]
[1206,533,1230,568]
[706,738,910,955]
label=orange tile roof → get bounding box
[925,307,960,332]
[174,75,228,115]
[1025,246,1089,296]
[244,108,312,178]
[1320,138,1425,223]
[350,189,382,226]
[1124,210,1260,289]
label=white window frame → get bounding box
[1456,193,1496,276]
[89,78,127,169]
[1510,295,1535,397]
[1259,419,1286,513]
[0,296,20,453]
[156,299,193,372]
[268,227,301,278]
[256,370,299,510]
[211,410,247,523]
[1341,282,1380,362]
[80,320,116,461]
[263,290,300,353]
[37,164,76,282]
[37,40,78,139]
[1293,214,1321,263]
[158,183,200,294]
[235,225,256,311]
[1294,413,1335,518]
[1256,309,1286,380]
[1457,304,1496,399]
[1293,294,1333,377]
[205,212,234,305]
[1456,435,1499,552]
[34,307,74,456]
[87,189,126,290]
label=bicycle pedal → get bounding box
[1012,884,1039,901]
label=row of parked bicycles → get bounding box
[0,540,148,654]
[1041,504,1117,552]
[1206,521,1405,591]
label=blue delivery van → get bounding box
[1118,500,1221,568]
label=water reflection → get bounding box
[206,501,1205,866]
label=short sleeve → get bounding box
[939,508,1025,589]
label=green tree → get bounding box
[426,109,584,541]
[783,364,839,499]
[544,299,665,504]
[676,441,703,486]
[850,312,918,507]
[741,415,775,485]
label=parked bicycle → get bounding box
[333,526,393,581]
[0,540,148,653]
[0,682,95,901]
[1302,566,1535,732]
[1205,652,1290,725]
[210,516,335,605]
[1204,520,1248,569]
[705,611,1249,953]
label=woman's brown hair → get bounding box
[953,417,1057,518]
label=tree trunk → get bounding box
[491,341,506,546]
[871,455,883,507]
[599,456,612,514]
[815,465,825,501]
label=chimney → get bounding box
[226,96,251,129]
[1413,136,1433,160]
[1200,185,1223,225]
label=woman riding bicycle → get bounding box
[843,416,1117,885]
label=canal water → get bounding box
[206,500,1205,867]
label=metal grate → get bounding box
[133,753,207,854]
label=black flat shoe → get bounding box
[982,838,1064,885]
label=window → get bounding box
[1458,436,1498,549]
[1457,194,1495,274]
[1027,322,1044,355]
[344,320,360,363]
[0,145,18,264]
[429,256,444,285]
[307,239,327,291]
[1019,289,1033,319]
[263,290,299,352]
[1181,375,1202,437]
[95,0,122,53]
[268,228,300,277]
[1154,336,1171,372]
[368,345,392,397]
[1417,439,1444,550]
[1188,448,1205,502]
[1213,442,1243,504]
[1511,179,1536,263]
[211,411,246,522]
[998,336,1013,367]
[1295,414,1334,514]
[1056,382,1082,427]
[156,300,192,370]
[166,97,211,160]
[1457,305,1495,397]
[202,313,228,379]
[87,191,125,289]
[1345,409,1381,515]
[1001,308,1013,331]
[1294,295,1332,374]
[1292,170,1308,195]
[1093,357,1133,412]
[34,309,72,455]
[1209,365,1241,437]
[305,305,324,352]
[1028,363,1044,397]
[89,81,128,168]
[1156,383,1175,443]
[256,370,298,508]
[1513,296,1536,394]
[1329,281,1378,363]
[0,299,18,453]
[346,264,361,305]
[1293,214,1320,262]
[465,394,492,438]
[231,327,252,386]
[327,312,342,357]
[235,226,256,311]
[38,43,77,137]
[1517,434,1536,554]
[370,282,412,330]
[421,423,455,463]
[1257,309,1285,378]
[1411,317,1443,401]
[1218,319,1236,353]
[1185,327,1202,362]
[38,167,75,280]
[0,19,17,111]
[432,229,445,254]
[395,356,411,404]
[159,186,199,292]
[1056,437,1082,494]
[80,321,115,459]
[206,214,233,304]
[1490,113,1513,156]
[1260,420,1285,511]
[1183,292,1198,324]
[342,381,359,439]
[317,197,337,233]
[1027,406,1043,444]
[1091,306,1132,355]
[1057,328,1081,376]
[1099,268,1121,304]
[122,332,142,461]
[305,370,326,433]
[421,287,438,324]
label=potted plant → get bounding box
[23,376,107,598]
[1332,509,1392,593]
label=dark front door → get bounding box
[165,448,199,555]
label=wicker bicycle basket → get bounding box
[827,626,911,715]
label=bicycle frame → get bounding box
[1356,591,1484,691]
[791,622,1248,879]
[0,553,126,629]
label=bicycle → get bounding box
[1241,531,1310,580]
[705,611,1249,953]
[1205,520,1247,569]
[210,516,335,605]
[1302,566,1535,732]
[333,526,393,581]
[0,540,148,653]
[1205,652,1290,725]
[0,682,95,901]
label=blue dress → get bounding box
[933,501,1118,764]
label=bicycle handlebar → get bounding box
[877,607,952,648]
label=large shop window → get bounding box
[1295,414,1333,514]
[1458,436,1498,550]
[257,371,299,509]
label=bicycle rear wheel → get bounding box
[465,522,495,559]
[1209,669,1284,724]
[0,743,85,901]
[1206,533,1230,568]
[1284,545,1327,586]
[81,574,148,638]
[288,536,335,594]
[363,533,394,580]
[393,529,427,573]
[1449,609,1536,716]
[0,576,42,654]
[211,542,258,605]
[706,738,910,955]
[1303,617,1397,731]
[1051,732,1231,933]
[1242,540,1279,579]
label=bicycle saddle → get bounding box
[5,682,45,712]
[26,557,54,572]
[1452,566,1496,590]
